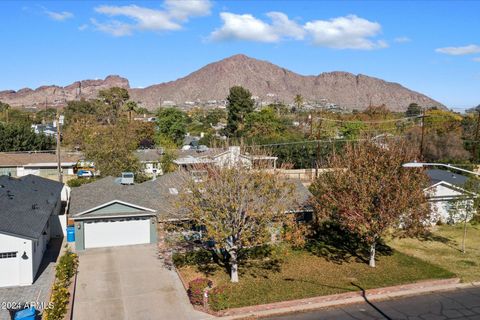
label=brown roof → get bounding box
[0,151,83,167]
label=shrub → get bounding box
[43,248,78,320]
[208,286,230,311]
[173,249,213,267]
[187,278,212,306]
[67,178,96,188]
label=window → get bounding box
[0,252,17,259]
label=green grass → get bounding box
[390,223,480,283]
[178,246,454,310]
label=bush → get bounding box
[43,248,78,320]
[173,249,213,267]
[67,178,96,188]
[187,278,212,306]
[208,286,230,311]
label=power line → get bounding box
[314,115,422,124]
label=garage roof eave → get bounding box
[72,212,157,221]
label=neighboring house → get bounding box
[0,151,82,179]
[69,172,311,250]
[425,169,478,224]
[0,175,65,287]
[174,146,278,170]
[31,123,57,137]
[135,149,164,175]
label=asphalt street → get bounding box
[266,287,480,320]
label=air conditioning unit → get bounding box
[121,172,134,185]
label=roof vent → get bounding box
[121,172,135,185]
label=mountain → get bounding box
[0,54,445,111]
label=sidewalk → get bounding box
[216,278,480,319]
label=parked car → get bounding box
[77,170,94,178]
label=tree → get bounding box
[225,86,255,137]
[294,94,304,111]
[180,166,298,282]
[310,140,430,267]
[156,107,187,146]
[0,122,55,151]
[124,101,138,122]
[82,122,141,177]
[97,87,130,124]
[406,103,422,117]
[0,102,10,123]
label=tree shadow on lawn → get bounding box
[305,222,393,265]
[191,246,283,279]
[417,230,460,252]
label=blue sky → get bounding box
[0,0,479,109]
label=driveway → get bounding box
[72,244,209,320]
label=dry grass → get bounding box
[178,246,453,310]
[390,223,480,283]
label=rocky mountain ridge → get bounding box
[0,54,445,111]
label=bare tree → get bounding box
[310,140,430,267]
[179,165,299,282]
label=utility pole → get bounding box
[472,105,480,162]
[56,109,63,183]
[315,119,322,178]
[420,109,426,159]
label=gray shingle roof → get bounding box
[70,173,312,221]
[70,172,188,221]
[0,175,63,239]
[426,169,468,187]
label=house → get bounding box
[425,169,478,224]
[135,149,164,175]
[0,151,82,179]
[31,123,57,137]
[0,175,65,287]
[69,171,311,250]
[174,146,278,170]
[69,172,188,250]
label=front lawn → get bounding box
[177,246,454,310]
[390,223,480,282]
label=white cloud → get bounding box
[92,0,211,36]
[164,0,212,21]
[473,57,480,62]
[91,18,133,37]
[45,10,73,21]
[78,24,88,31]
[394,36,411,43]
[210,12,386,50]
[435,44,480,56]
[210,12,304,42]
[304,15,386,50]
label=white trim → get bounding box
[73,213,156,221]
[424,181,478,198]
[74,200,156,217]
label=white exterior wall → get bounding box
[428,184,476,224]
[0,233,34,287]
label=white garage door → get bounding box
[0,253,19,287]
[84,218,151,249]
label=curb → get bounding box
[216,278,480,319]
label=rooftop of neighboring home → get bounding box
[0,151,82,167]
[0,175,63,239]
[426,169,468,187]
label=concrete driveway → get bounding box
[72,244,210,320]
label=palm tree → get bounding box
[294,94,304,111]
[124,101,138,122]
